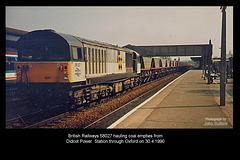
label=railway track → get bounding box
[12,71,186,129]
[5,103,72,129]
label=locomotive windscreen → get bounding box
[17,31,70,61]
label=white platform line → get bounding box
[107,71,189,129]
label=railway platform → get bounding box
[109,70,233,129]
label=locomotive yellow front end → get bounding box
[16,30,86,107]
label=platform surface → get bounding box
[111,70,233,129]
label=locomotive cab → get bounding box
[16,30,86,84]
[16,30,86,105]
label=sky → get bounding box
[6,6,233,59]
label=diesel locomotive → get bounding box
[16,29,190,108]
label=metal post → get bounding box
[202,50,206,79]
[207,39,212,84]
[202,54,205,78]
[204,50,208,79]
[220,6,227,106]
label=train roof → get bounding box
[17,29,84,47]
[65,32,136,53]
[18,29,136,54]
